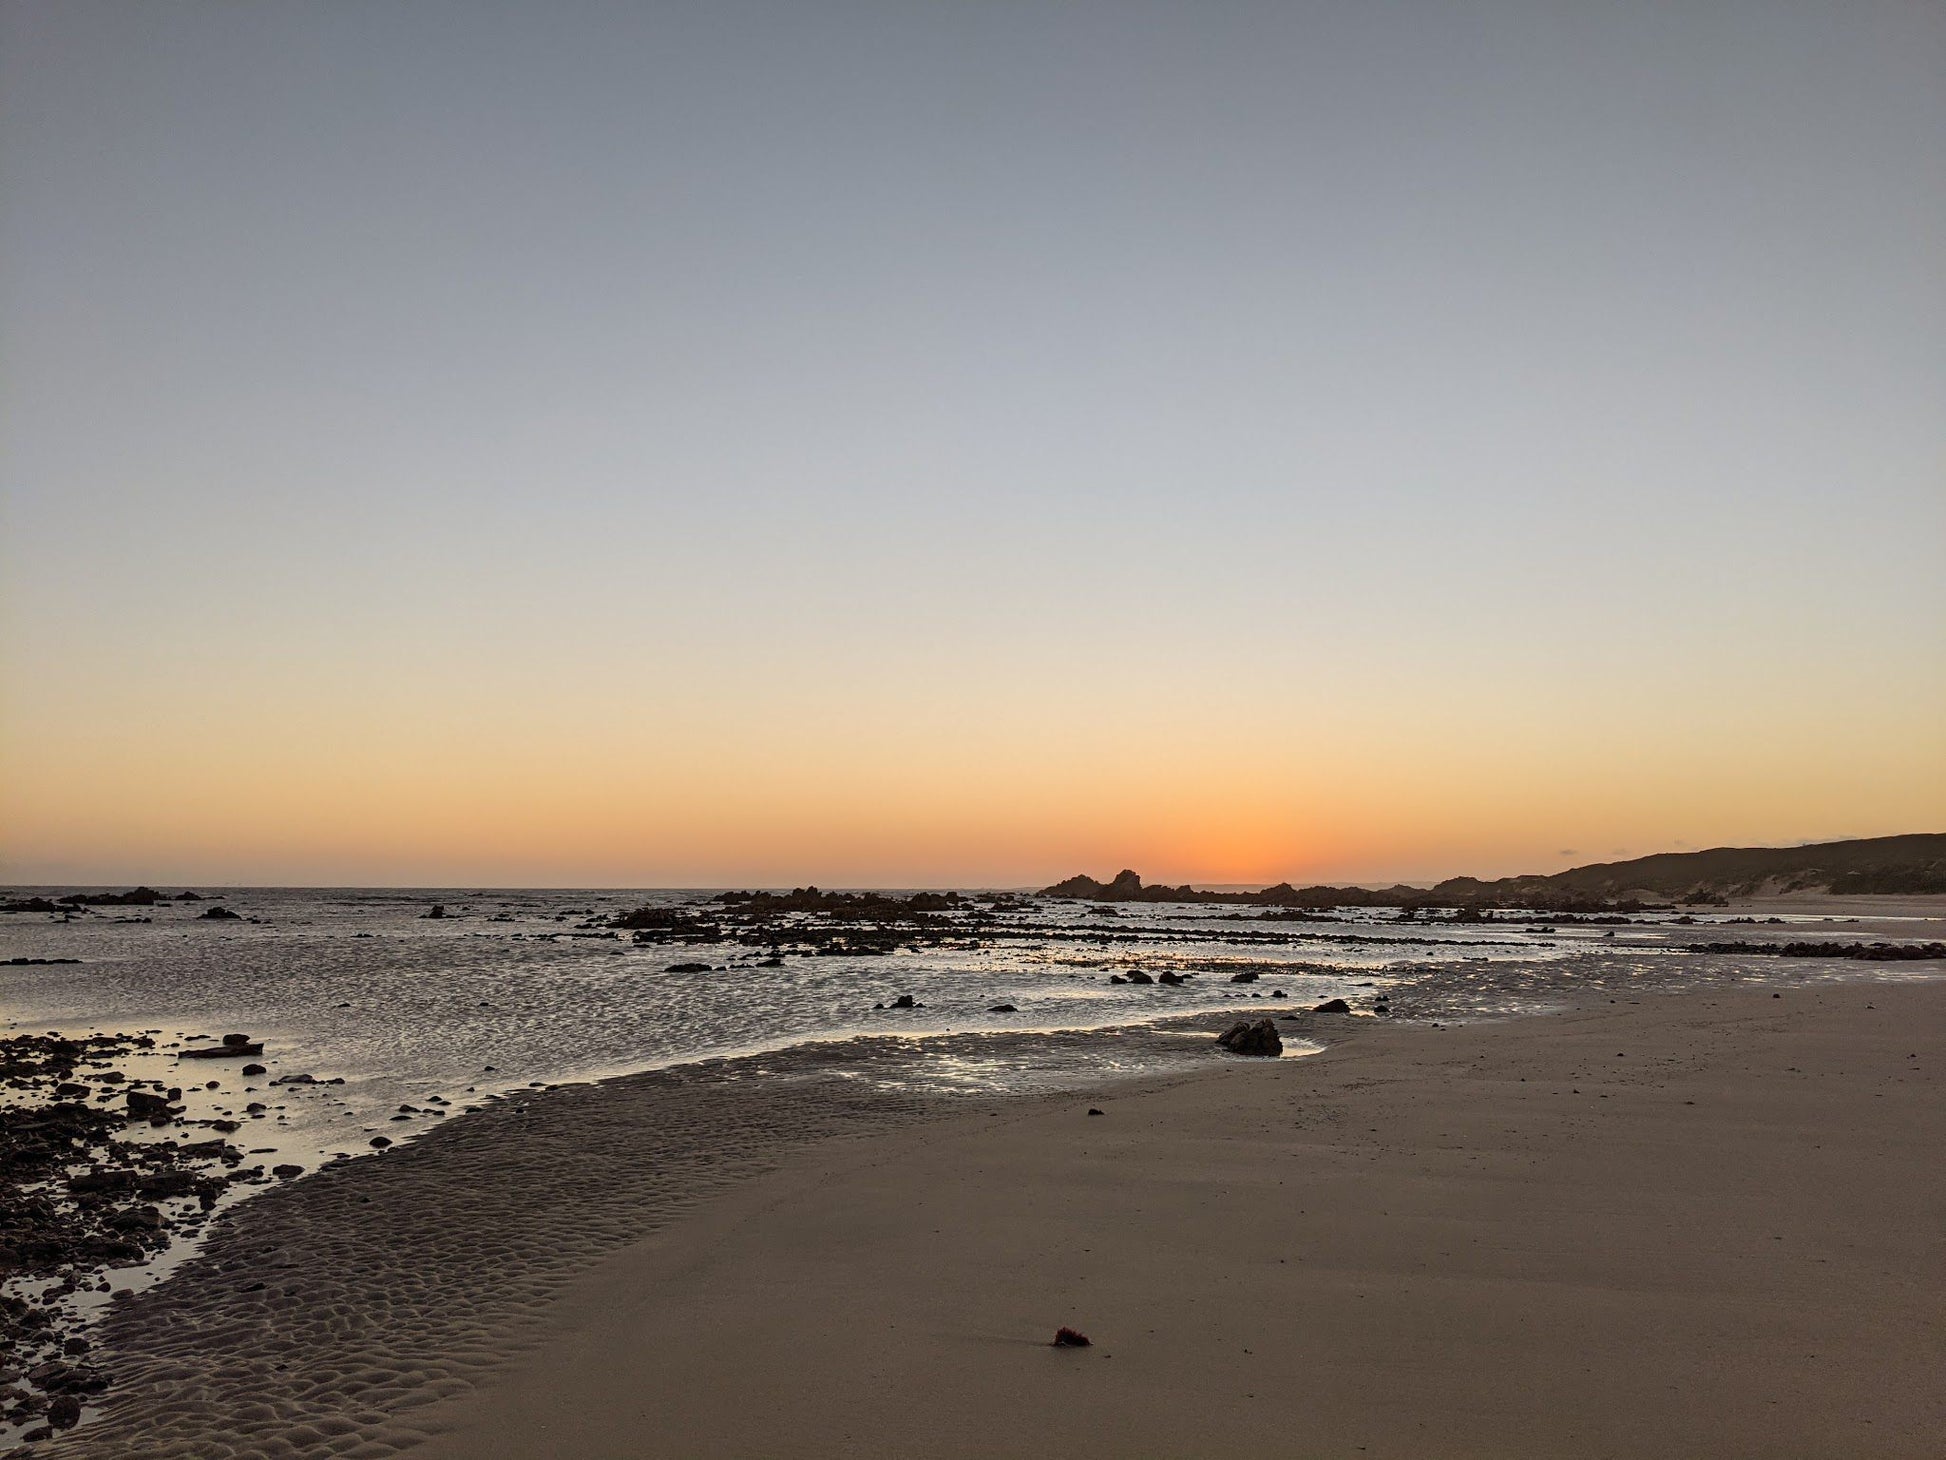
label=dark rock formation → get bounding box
[1313,998,1351,1014]
[179,1035,263,1060]
[1216,1019,1282,1057]
[1688,940,1945,961]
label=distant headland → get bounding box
[1042,833,1946,910]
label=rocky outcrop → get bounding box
[1216,1019,1282,1057]
[179,1034,263,1060]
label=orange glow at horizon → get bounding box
[6,643,1941,887]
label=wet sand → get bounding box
[47,978,1944,1458]
[411,980,1944,1460]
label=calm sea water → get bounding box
[6,886,1924,1175]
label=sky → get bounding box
[2,0,1942,888]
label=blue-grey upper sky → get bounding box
[2,1,1941,885]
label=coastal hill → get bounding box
[1043,833,1946,908]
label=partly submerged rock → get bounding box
[1216,1018,1283,1057]
[1313,998,1351,1014]
[180,1034,264,1060]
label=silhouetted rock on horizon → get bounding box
[53,887,168,907]
[1039,870,1428,909]
[198,906,242,921]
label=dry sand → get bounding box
[411,981,1944,1460]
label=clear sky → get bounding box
[2,0,1942,888]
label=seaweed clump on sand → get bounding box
[0,1033,254,1440]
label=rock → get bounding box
[986,1003,1017,1013]
[369,1136,392,1148]
[888,994,917,1010]
[422,904,446,919]
[272,1164,304,1179]
[198,906,241,920]
[1051,1326,1092,1347]
[241,1063,266,1076]
[1157,971,1186,985]
[1229,969,1259,983]
[1216,1019,1282,1057]
[1087,1108,1103,1116]
[1270,989,1286,999]
[665,961,712,973]
[1313,998,1351,1014]
[1108,975,1127,985]
[181,1040,263,1059]
[125,1090,172,1118]
[47,1393,81,1429]
[1124,970,1154,985]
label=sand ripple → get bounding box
[48,1059,932,1458]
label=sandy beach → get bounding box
[410,980,1943,1460]
[51,974,1937,1458]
